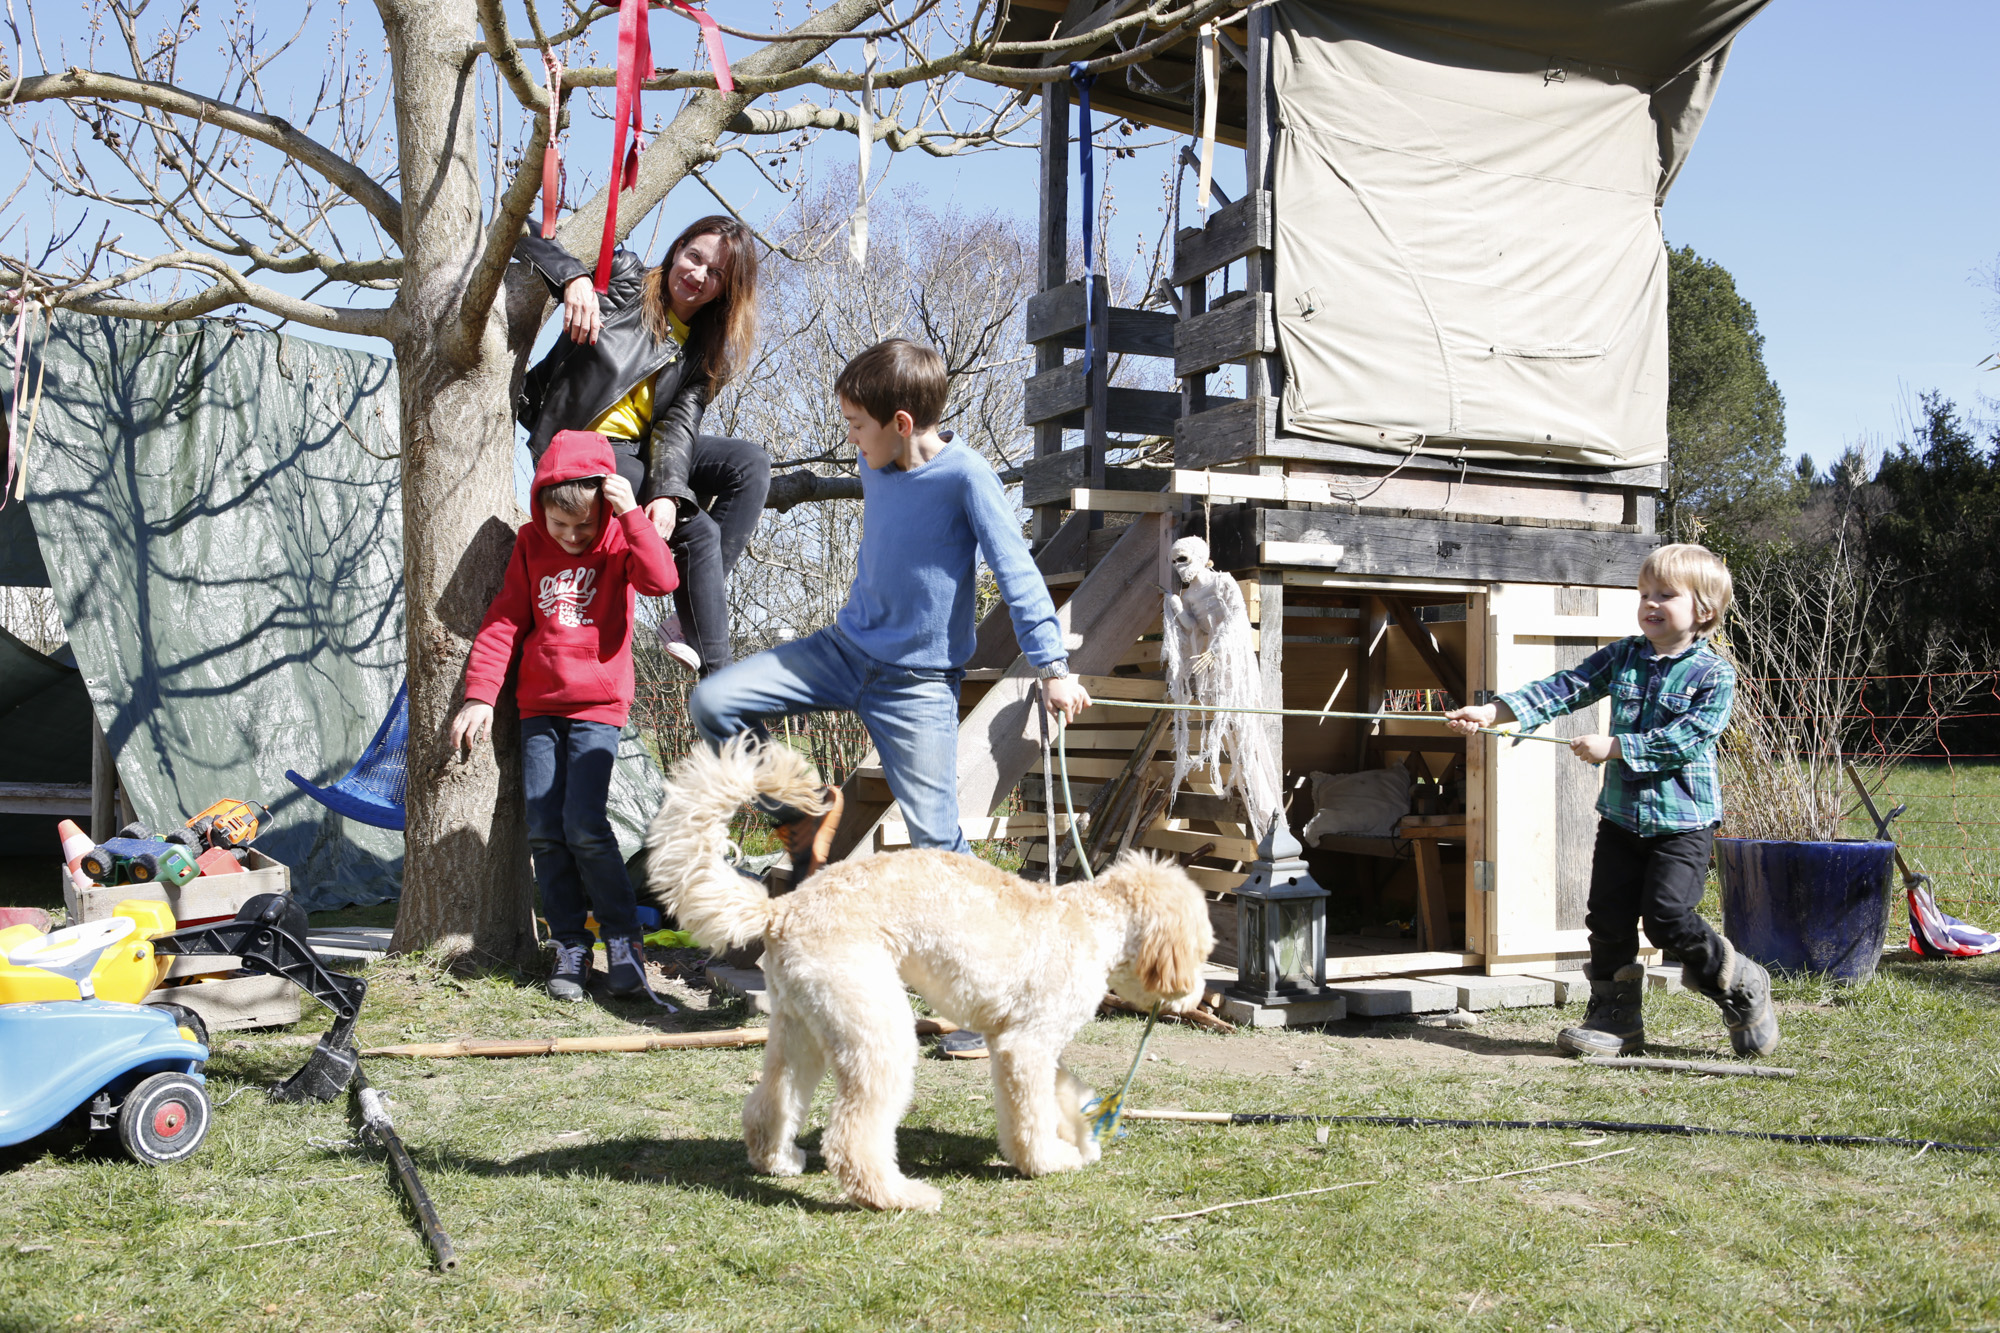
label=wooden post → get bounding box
[1258,567,1285,829]
[89,713,116,842]
[1033,82,1071,548]
[1242,5,1281,409]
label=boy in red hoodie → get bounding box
[450,429,678,1002]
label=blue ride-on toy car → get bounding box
[1,895,368,1165]
[0,917,212,1164]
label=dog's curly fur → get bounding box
[646,738,1214,1212]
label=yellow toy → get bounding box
[0,900,178,1005]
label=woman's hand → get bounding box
[645,498,677,541]
[449,701,494,761]
[562,276,603,345]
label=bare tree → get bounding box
[0,0,1233,961]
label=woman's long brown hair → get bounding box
[642,215,758,398]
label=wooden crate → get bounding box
[145,971,301,1032]
[64,847,290,926]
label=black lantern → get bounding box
[1231,819,1329,1006]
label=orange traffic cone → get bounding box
[57,818,93,891]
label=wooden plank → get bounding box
[1025,280,1178,358]
[1216,508,1658,586]
[833,514,1173,862]
[1028,756,1234,782]
[0,781,94,815]
[1022,456,1169,509]
[1174,293,1276,377]
[1274,438,1666,489]
[1174,395,1277,468]
[1170,189,1273,285]
[1136,825,1261,862]
[1023,362,1183,436]
[1032,78,1072,545]
[1168,469,1330,504]
[1411,838,1452,952]
[1381,596,1467,702]
[1073,488,1175,513]
[1466,588,1490,964]
[1259,540,1345,569]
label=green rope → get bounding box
[1088,1000,1161,1145]
[1055,718,1094,879]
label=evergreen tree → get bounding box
[1664,245,1797,541]
[1869,393,2000,675]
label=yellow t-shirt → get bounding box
[588,310,691,440]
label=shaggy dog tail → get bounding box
[644,736,829,953]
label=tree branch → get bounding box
[727,102,1031,157]
[5,67,404,238]
[766,469,862,512]
[15,248,393,337]
[476,0,550,115]
[554,0,1236,96]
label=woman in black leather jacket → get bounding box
[515,215,769,674]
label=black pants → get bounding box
[1585,818,1726,983]
[612,434,771,674]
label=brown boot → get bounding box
[774,785,842,887]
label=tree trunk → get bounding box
[384,0,538,964]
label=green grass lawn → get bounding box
[4,947,2000,1333]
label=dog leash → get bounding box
[1039,689,1158,1145]
[1088,1001,1162,1145]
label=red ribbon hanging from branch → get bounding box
[540,51,564,239]
[594,0,733,292]
[668,1,733,94]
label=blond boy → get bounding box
[1446,543,1776,1057]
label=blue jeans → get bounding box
[522,715,640,947]
[689,625,970,854]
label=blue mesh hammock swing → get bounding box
[285,680,409,831]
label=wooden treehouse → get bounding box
[826,0,1764,1016]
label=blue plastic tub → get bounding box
[1715,838,1897,984]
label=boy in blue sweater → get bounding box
[690,339,1090,887]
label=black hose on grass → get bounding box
[1133,1110,2000,1155]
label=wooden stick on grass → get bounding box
[363,1018,960,1059]
[1579,1056,1797,1079]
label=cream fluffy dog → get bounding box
[645,738,1214,1213]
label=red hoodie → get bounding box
[463,430,678,727]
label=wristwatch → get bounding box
[1038,660,1072,680]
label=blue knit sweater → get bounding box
[835,441,1066,671]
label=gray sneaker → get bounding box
[1555,964,1646,1056]
[605,936,675,1010]
[549,939,592,1002]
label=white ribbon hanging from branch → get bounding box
[849,38,878,268]
[1195,22,1219,217]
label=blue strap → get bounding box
[1069,62,1097,382]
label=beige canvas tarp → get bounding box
[1272,0,1769,467]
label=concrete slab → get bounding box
[1216,991,1348,1028]
[705,964,772,1015]
[1645,965,1687,994]
[1429,973,1557,1012]
[1525,971,1589,1005]
[1325,976,1458,1017]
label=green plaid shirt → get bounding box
[1497,636,1735,837]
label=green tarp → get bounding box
[2,313,662,910]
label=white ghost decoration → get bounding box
[1163,536,1283,839]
